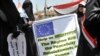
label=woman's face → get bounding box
[79,7,85,13]
[79,7,84,12]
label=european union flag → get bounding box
[35,21,54,37]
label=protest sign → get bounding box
[7,33,26,56]
[32,13,80,56]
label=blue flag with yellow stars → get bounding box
[35,21,54,37]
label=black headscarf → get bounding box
[0,0,22,32]
[22,0,35,21]
[77,4,85,18]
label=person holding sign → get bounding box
[0,0,36,56]
[22,0,37,56]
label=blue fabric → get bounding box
[35,21,54,37]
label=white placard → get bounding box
[32,13,80,56]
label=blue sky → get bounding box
[13,0,73,13]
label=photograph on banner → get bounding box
[32,13,80,56]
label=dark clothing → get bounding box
[22,1,37,55]
[24,27,37,56]
[76,0,100,55]
[76,15,95,56]
[84,0,100,52]
[85,0,95,17]
[22,0,35,21]
[21,17,37,56]
[0,0,22,32]
[0,0,22,56]
[76,3,98,55]
[77,32,95,56]
[0,0,36,56]
[0,19,10,56]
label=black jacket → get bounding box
[0,0,22,56]
[84,0,100,54]
[76,0,100,56]
[84,0,100,42]
[0,0,23,33]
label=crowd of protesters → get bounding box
[0,0,37,56]
[0,0,100,56]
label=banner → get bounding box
[7,33,26,56]
[32,14,80,56]
[53,0,83,14]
